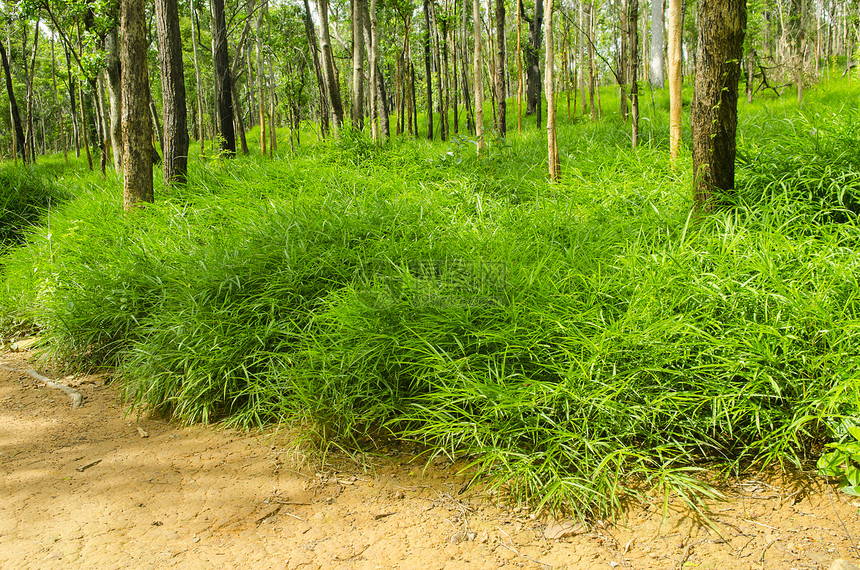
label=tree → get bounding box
[422,0,433,138]
[522,0,544,123]
[211,0,236,155]
[473,0,484,150]
[121,0,153,210]
[352,0,366,130]
[0,38,27,164]
[544,0,558,180]
[630,0,639,147]
[495,0,506,136]
[691,0,746,210]
[155,0,189,185]
[667,0,682,160]
[317,0,344,132]
[650,0,665,87]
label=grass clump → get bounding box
[2,79,860,520]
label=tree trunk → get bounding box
[121,0,154,209]
[650,0,665,87]
[255,0,268,154]
[630,0,639,148]
[516,0,523,132]
[318,0,344,132]
[523,0,543,121]
[156,0,190,185]
[544,0,558,180]
[619,0,629,120]
[303,0,329,138]
[668,0,682,160]
[0,39,27,163]
[495,0,506,137]
[211,0,236,155]
[64,46,80,158]
[351,0,366,130]
[692,0,746,210]
[190,0,206,156]
[423,0,433,139]
[104,28,123,171]
[474,0,484,149]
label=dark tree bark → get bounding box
[692,0,746,210]
[121,0,154,209]
[156,0,190,185]
[0,40,27,163]
[495,0,506,137]
[522,0,543,122]
[210,0,236,155]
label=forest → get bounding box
[1,0,860,519]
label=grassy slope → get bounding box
[2,79,860,518]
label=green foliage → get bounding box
[3,78,860,520]
[0,165,69,245]
[818,424,860,496]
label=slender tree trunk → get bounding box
[50,33,68,163]
[352,0,366,130]
[432,2,447,141]
[516,0,523,132]
[0,39,27,163]
[211,0,236,155]
[156,0,190,185]
[668,0,682,160]
[104,27,123,171]
[80,83,93,170]
[423,0,434,139]
[650,0,665,87]
[630,0,639,148]
[692,0,746,210]
[302,0,329,139]
[121,0,154,209]
[544,0,559,180]
[523,0,543,120]
[318,0,344,132]
[24,20,39,164]
[255,0,268,154]
[619,0,629,120]
[474,0,484,149]
[495,0,506,137]
[190,0,206,156]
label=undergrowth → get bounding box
[2,79,860,520]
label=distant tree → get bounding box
[0,39,27,164]
[650,0,665,88]
[210,0,236,155]
[522,0,543,124]
[121,0,153,209]
[155,0,189,185]
[667,0,682,160]
[691,0,746,210]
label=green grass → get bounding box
[2,77,860,520]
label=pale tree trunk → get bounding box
[368,0,380,141]
[121,0,154,210]
[50,33,68,163]
[586,2,597,120]
[352,0,366,130]
[104,28,123,172]
[473,0,484,150]
[516,0,523,132]
[0,39,27,163]
[302,0,329,138]
[495,0,506,137]
[156,0,190,185]
[692,0,746,210]
[24,20,39,164]
[190,0,206,157]
[423,0,433,138]
[523,0,543,122]
[619,0,629,120]
[650,0,665,87]
[318,0,344,132]
[431,2,446,140]
[544,0,559,181]
[255,0,267,154]
[667,0,682,160]
[630,0,639,148]
[211,0,236,155]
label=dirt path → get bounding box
[2,350,859,569]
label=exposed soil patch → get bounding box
[2,350,859,569]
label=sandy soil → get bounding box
[2,349,860,570]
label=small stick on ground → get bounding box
[0,364,83,408]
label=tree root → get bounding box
[0,364,83,408]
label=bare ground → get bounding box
[2,350,860,570]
